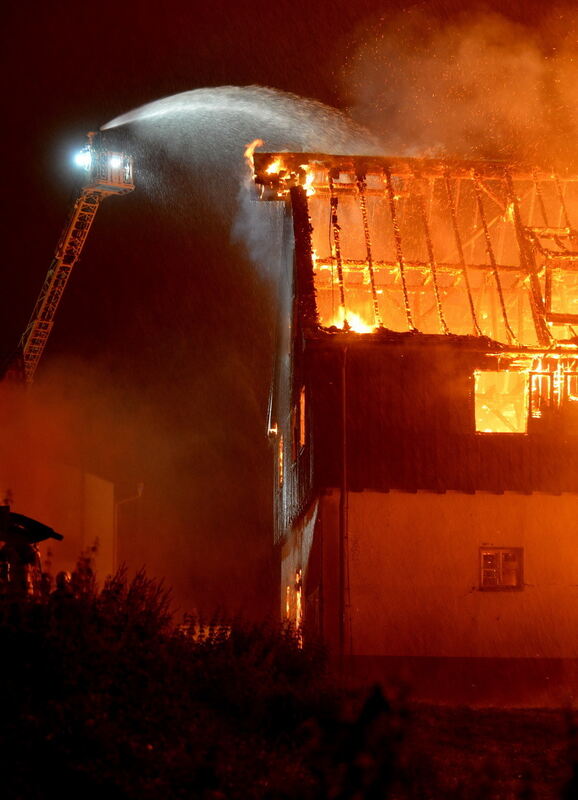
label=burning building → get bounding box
[254,151,578,703]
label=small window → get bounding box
[475,371,528,433]
[295,569,303,628]
[480,547,523,590]
[295,569,303,647]
[291,388,307,460]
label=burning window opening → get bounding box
[284,571,304,647]
[299,386,306,449]
[475,370,528,434]
[529,357,578,419]
[480,548,523,590]
[295,569,303,648]
[253,152,578,348]
[475,356,578,433]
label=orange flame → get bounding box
[299,164,316,196]
[266,157,283,175]
[295,569,303,647]
[244,138,264,178]
[504,202,515,222]
[329,307,376,333]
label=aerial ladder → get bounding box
[0,133,134,596]
[14,132,134,384]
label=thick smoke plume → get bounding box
[342,5,578,165]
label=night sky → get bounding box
[1,0,571,615]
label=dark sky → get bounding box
[0,0,564,615]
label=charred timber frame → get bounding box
[254,151,578,356]
[289,186,318,330]
[253,152,578,185]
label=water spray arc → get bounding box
[101,86,381,157]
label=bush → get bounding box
[0,560,351,799]
[6,556,569,799]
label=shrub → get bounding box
[0,560,346,799]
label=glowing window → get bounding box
[474,371,528,434]
[299,387,306,449]
[295,569,303,647]
[480,548,523,590]
[530,359,578,419]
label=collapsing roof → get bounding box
[253,152,578,350]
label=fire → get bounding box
[295,569,303,648]
[329,306,376,333]
[255,153,578,349]
[475,355,578,433]
[266,158,283,175]
[244,138,264,177]
[504,202,515,222]
[300,164,316,196]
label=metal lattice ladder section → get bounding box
[19,192,101,382]
[16,133,134,384]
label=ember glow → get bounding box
[329,306,376,334]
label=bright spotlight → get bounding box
[109,155,122,169]
[74,150,91,169]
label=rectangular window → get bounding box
[530,358,578,419]
[480,547,523,590]
[299,386,306,449]
[546,264,578,321]
[475,371,528,433]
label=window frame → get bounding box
[479,546,524,591]
[474,370,529,435]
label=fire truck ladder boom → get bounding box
[18,133,134,383]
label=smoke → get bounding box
[341,5,578,164]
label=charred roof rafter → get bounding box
[254,151,578,353]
